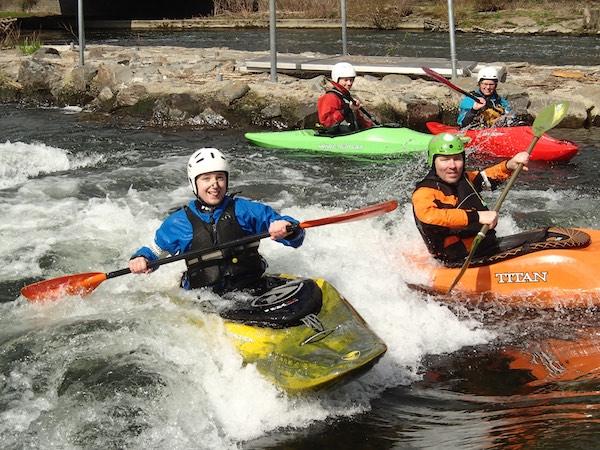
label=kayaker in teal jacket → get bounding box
[129,148,304,293]
[457,66,512,129]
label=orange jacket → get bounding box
[412,161,512,263]
[317,90,373,130]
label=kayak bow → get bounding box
[426,122,578,162]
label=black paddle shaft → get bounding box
[106,231,272,280]
[328,79,380,125]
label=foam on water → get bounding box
[2,184,497,448]
[5,131,600,447]
[0,141,104,190]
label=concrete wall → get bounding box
[0,0,214,18]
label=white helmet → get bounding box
[331,62,356,83]
[477,66,499,83]
[187,148,229,196]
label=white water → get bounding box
[0,136,501,448]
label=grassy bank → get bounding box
[214,0,589,30]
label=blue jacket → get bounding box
[132,195,305,268]
[457,89,511,128]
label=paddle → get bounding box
[446,102,570,294]
[328,79,381,126]
[421,66,505,115]
[21,200,398,302]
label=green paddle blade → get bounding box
[532,102,569,137]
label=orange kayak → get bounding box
[409,227,600,307]
[505,333,600,387]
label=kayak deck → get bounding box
[222,277,387,392]
[245,126,433,157]
[408,228,600,308]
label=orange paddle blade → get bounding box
[299,200,398,229]
[21,272,108,302]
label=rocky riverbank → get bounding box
[1,43,599,131]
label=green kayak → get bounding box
[245,126,433,157]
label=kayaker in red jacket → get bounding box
[412,133,536,265]
[317,62,374,134]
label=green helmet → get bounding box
[427,133,471,166]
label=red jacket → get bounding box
[317,90,373,129]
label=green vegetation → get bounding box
[18,34,41,55]
[212,0,586,30]
[0,11,36,18]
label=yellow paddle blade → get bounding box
[532,102,569,137]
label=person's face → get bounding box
[434,154,464,184]
[195,171,227,205]
[479,80,497,96]
[337,77,355,90]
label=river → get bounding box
[2,102,600,449]
[3,25,600,450]
[37,28,600,66]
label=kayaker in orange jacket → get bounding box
[317,62,374,134]
[412,133,531,265]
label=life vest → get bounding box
[470,90,506,127]
[183,199,266,291]
[322,87,358,131]
[413,170,499,263]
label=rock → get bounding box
[3,43,600,130]
[194,61,219,73]
[529,97,588,128]
[17,59,61,92]
[405,100,440,128]
[304,75,327,93]
[552,69,586,79]
[189,107,230,128]
[382,74,412,86]
[219,81,250,104]
[91,63,134,93]
[152,93,201,123]
[260,103,281,119]
[506,92,530,118]
[115,83,148,107]
[33,47,61,59]
[97,86,114,102]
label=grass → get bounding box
[0,11,37,18]
[18,33,42,55]
[209,0,584,30]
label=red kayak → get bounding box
[426,122,578,162]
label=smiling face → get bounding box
[195,171,227,205]
[479,80,498,96]
[434,154,465,184]
[337,76,355,90]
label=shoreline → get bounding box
[0,43,599,132]
[15,14,600,36]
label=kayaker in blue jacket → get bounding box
[457,66,512,129]
[128,148,304,293]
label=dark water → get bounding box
[35,28,600,66]
[1,100,600,447]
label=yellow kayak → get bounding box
[219,276,387,392]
